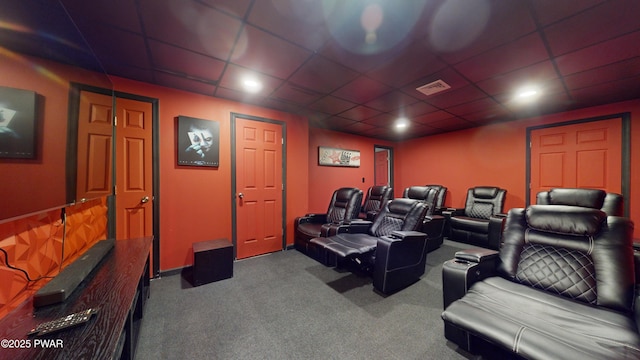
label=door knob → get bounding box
[238,193,244,199]
[141,196,150,203]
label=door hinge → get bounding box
[281,138,283,144]
[114,185,117,195]
[282,184,284,190]
[114,116,117,127]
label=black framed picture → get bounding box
[177,115,220,167]
[0,86,37,159]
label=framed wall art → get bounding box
[176,115,220,167]
[318,146,360,167]
[0,86,37,159]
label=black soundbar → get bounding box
[33,238,115,307]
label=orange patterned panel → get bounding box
[0,197,108,320]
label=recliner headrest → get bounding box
[388,198,419,214]
[525,205,606,236]
[404,186,430,200]
[472,186,499,199]
[548,188,606,208]
[335,187,359,201]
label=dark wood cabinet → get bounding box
[0,237,152,360]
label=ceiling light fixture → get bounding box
[395,118,409,130]
[242,78,263,93]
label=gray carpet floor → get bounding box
[135,240,480,360]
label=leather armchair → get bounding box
[309,198,429,294]
[403,186,446,252]
[425,184,447,214]
[441,205,639,360]
[294,187,362,255]
[536,187,623,216]
[443,186,506,250]
[359,185,393,220]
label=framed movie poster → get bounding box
[177,116,220,167]
[318,146,360,167]
[0,86,37,159]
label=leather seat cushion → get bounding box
[324,233,378,258]
[442,277,640,360]
[296,223,323,239]
[449,216,490,233]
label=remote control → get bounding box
[28,308,98,336]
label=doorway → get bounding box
[526,113,630,216]
[374,145,394,191]
[69,84,160,277]
[231,113,286,259]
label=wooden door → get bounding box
[235,118,283,259]
[530,118,622,203]
[115,98,153,240]
[76,91,113,201]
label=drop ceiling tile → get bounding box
[366,40,447,87]
[332,76,393,104]
[61,0,142,32]
[316,116,358,130]
[563,57,640,90]
[397,101,439,117]
[447,98,503,117]
[270,84,323,106]
[475,61,558,96]
[289,55,359,94]
[343,121,377,133]
[364,90,419,112]
[155,72,216,96]
[199,0,252,18]
[413,110,457,125]
[531,0,604,26]
[149,40,225,82]
[336,105,381,122]
[362,113,397,127]
[543,1,640,56]
[435,0,537,64]
[555,31,640,76]
[424,85,487,109]
[427,117,475,131]
[454,33,549,82]
[139,0,242,60]
[308,96,357,115]
[216,86,267,105]
[569,75,640,108]
[261,98,303,114]
[80,25,150,69]
[247,0,330,51]
[230,25,312,79]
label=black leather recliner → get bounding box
[294,187,362,255]
[359,185,393,220]
[425,184,447,214]
[441,205,640,360]
[443,186,506,250]
[403,186,446,252]
[536,187,623,216]
[308,198,429,294]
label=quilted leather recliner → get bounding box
[443,186,506,250]
[294,187,362,255]
[308,198,429,294]
[403,186,446,252]
[536,187,623,216]
[441,204,640,360]
[359,185,393,220]
[425,184,447,213]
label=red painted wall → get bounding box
[0,54,110,219]
[110,77,309,271]
[307,128,393,213]
[395,99,640,238]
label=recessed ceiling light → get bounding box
[242,78,263,93]
[395,118,409,130]
[516,89,538,98]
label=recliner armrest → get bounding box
[320,219,372,237]
[487,214,507,250]
[454,248,499,263]
[296,213,328,225]
[390,230,427,240]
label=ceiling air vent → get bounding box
[416,79,451,96]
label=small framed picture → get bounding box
[176,116,220,167]
[318,146,360,167]
[0,86,38,159]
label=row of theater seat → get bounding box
[441,187,637,359]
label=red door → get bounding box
[235,118,283,259]
[115,97,153,240]
[530,118,622,203]
[76,91,113,201]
